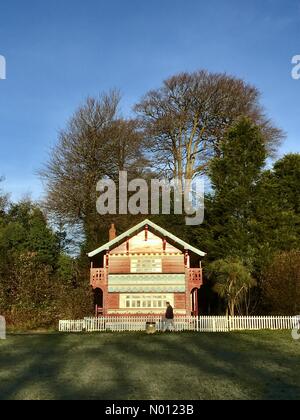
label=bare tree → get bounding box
[135,70,283,183]
[0,178,9,216]
[40,91,148,248]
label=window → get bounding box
[122,294,173,309]
[131,258,162,273]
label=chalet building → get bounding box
[88,220,206,317]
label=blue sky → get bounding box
[0,0,299,201]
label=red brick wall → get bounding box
[174,293,186,310]
[106,293,120,310]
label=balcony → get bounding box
[90,267,203,290]
[187,268,203,288]
[90,268,107,289]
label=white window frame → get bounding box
[120,294,174,309]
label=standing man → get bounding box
[163,302,175,332]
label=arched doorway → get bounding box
[94,288,104,317]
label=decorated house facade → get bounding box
[88,220,205,317]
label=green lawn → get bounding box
[0,331,299,400]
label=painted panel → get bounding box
[110,242,127,255]
[131,257,162,273]
[129,231,162,253]
[108,286,185,293]
[162,256,185,273]
[109,255,184,274]
[108,274,186,293]
[109,274,185,284]
[109,257,130,274]
[111,230,182,255]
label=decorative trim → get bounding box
[108,273,186,292]
[110,253,183,257]
[88,219,206,258]
[109,274,185,284]
[108,286,186,293]
[107,309,187,315]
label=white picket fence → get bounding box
[59,316,297,333]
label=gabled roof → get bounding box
[88,219,206,258]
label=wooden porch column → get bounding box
[145,225,149,241]
[185,251,191,315]
[103,251,110,316]
[194,289,199,317]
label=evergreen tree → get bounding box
[195,117,267,264]
[253,153,300,271]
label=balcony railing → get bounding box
[90,268,203,288]
[187,268,203,286]
[90,268,107,289]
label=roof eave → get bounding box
[87,219,206,258]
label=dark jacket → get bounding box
[165,305,174,320]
